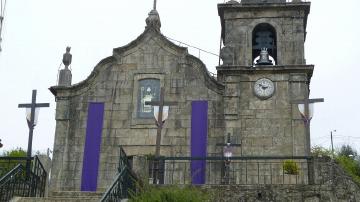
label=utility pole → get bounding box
[331,130,336,158]
[0,0,7,52]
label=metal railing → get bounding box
[101,147,137,202]
[0,156,47,202]
[150,156,313,185]
[0,157,28,177]
[224,0,309,3]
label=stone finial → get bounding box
[145,4,161,32]
[62,46,72,69]
[58,46,72,86]
[241,0,286,3]
[226,0,239,4]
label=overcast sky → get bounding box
[0,0,359,155]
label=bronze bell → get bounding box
[256,48,273,65]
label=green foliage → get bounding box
[2,148,27,157]
[130,185,208,202]
[336,154,360,185]
[0,148,27,177]
[283,160,299,175]
[311,145,332,158]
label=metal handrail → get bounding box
[0,164,25,186]
[0,156,47,202]
[147,156,314,185]
[158,156,313,161]
[101,147,138,202]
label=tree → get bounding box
[1,147,26,157]
[338,145,358,157]
[0,148,27,176]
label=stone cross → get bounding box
[145,87,177,183]
[18,90,49,176]
[145,87,177,158]
[292,95,324,156]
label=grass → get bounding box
[129,185,209,202]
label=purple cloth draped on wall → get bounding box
[191,101,208,185]
[81,103,105,191]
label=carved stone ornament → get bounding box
[146,9,161,32]
[220,45,235,65]
[62,46,72,69]
[241,0,286,3]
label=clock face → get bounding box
[253,78,275,99]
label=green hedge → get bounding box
[336,156,360,185]
[130,186,208,202]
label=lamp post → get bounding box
[223,135,233,184]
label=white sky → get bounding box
[0,0,359,154]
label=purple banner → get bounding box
[81,103,105,191]
[191,101,208,184]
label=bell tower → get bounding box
[217,0,313,156]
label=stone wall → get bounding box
[218,65,313,157]
[202,158,360,202]
[49,28,225,192]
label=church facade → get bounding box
[50,0,312,192]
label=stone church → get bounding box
[50,0,314,192]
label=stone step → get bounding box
[11,197,101,202]
[10,191,104,202]
[51,191,103,198]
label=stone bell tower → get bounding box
[217,0,313,156]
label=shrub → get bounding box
[336,156,360,185]
[0,148,27,176]
[311,145,332,158]
[130,185,208,202]
[283,160,299,175]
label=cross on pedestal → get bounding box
[145,87,177,183]
[292,95,324,156]
[18,90,49,176]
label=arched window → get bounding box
[252,23,277,65]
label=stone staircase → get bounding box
[10,191,104,202]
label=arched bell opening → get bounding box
[252,23,277,65]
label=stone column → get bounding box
[50,97,70,193]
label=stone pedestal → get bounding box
[58,69,72,86]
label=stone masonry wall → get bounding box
[203,158,360,202]
[220,3,309,66]
[218,66,312,157]
[50,29,225,192]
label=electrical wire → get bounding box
[165,36,219,57]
